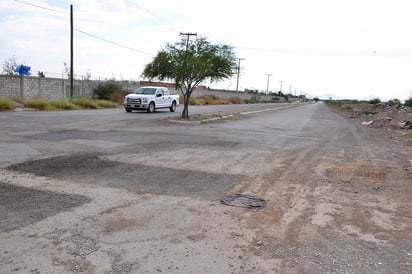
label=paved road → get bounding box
[0,103,294,167]
[0,102,345,201]
[1,102,411,273]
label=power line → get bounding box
[105,0,164,27]
[14,0,155,56]
[14,0,66,14]
[74,29,153,56]
[122,0,181,30]
[104,0,181,31]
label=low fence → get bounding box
[0,74,282,102]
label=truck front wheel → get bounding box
[147,102,155,113]
[169,101,176,112]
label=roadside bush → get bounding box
[0,97,15,110]
[190,95,230,105]
[93,81,123,100]
[49,100,79,110]
[27,99,49,110]
[368,98,381,105]
[362,109,375,115]
[19,98,117,111]
[328,99,361,107]
[271,97,280,103]
[405,97,412,107]
[228,97,243,104]
[197,95,224,105]
[387,98,401,106]
[189,97,202,105]
[109,90,129,103]
[71,97,100,109]
[244,95,261,104]
[95,100,117,108]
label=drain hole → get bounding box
[220,194,266,209]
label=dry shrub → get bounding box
[71,97,100,109]
[26,99,50,110]
[109,90,129,103]
[190,95,232,105]
[228,97,242,104]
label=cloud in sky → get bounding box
[1,0,412,100]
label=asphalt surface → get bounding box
[1,102,412,273]
[0,103,293,168]
[1,103,339,200]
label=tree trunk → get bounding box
[182,94,190,119]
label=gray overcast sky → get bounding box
[1,0,412,100]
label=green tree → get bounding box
[93,81,122,100]
[142,37,237,119]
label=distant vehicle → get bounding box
[124,86,179,113]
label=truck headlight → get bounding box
[142,98,148,103]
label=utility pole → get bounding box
[180,32,197,50]
[236,58,245,93]
[265,74,272,94]
[279,80,284,93]
[289,85,292,94]
[70,4,73,98]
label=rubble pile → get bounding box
[333,102,412,145]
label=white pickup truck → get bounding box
[124,86,179,113]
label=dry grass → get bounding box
[190,95,241,105]
[0,97,15,110]
[325,162,387,184]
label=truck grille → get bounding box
[127,98,141,104]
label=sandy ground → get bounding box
[1,103,411,273]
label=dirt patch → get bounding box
[102,217,143,234]
[324,162,388,184]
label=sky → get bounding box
[1,0,412,100]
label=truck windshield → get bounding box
[134,87,156,95]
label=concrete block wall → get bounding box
[22,77,41,99]
[0,75,93,100]
[1,74,284,102]
[0,75,22,98]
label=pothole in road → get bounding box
[7,153,248,201]
[0,182,90,232]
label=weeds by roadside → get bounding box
[0,97,15,110]
[3,92,288,112]
[186,94,282,105]
[2,97,118,111]
[70,97,101,109]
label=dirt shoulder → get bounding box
[328,101,412,147]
